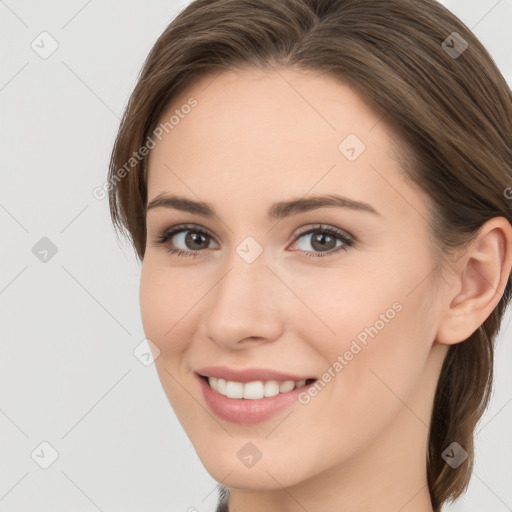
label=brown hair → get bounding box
[107,0,512,509]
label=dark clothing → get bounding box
[215,485,230,512]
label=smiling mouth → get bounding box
[199,375,317,400]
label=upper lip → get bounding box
[195,365,317,383]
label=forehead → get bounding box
[146,67,429,222]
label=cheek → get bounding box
[301,251,436,411]
[139,262,198,411]
[139,262,191,356]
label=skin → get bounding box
[139,66,512,512]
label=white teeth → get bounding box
[279,381,296,393]
[244,381,265,399]
[263,381,280,397]
[207,377,309,399]
[215,377,226,394]
[225,380,244,398]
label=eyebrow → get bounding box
[145,193,381,219]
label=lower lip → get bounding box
[197,374,316,425]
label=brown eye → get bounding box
[181,231,210,250]
[154,224,217,257]
[153,223,355,259]
[290,225,355,258]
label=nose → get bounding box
[198,249,284,349]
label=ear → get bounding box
[436,217,512,346]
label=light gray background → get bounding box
[0,0,511,510]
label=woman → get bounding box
[107,0,512,510]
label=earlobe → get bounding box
[436,217,512,346]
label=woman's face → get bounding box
[140,67,450,493]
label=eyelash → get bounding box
[152,223,355,259]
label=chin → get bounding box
[196,446,313,491]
